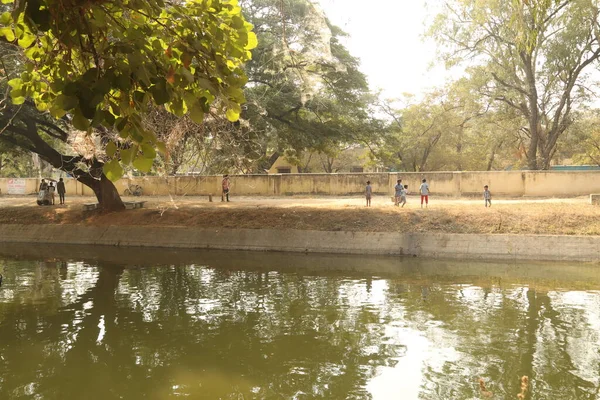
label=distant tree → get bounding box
[562,109,600,166]
[0,141,33,177]
[241,0,381,170]
[430,0,600,169]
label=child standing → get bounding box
[484,185,492,207]
[394,179,403,206]
[365,180,372,207]
[48,182,56,205]
[399,184,408,207]
[221,174,231,202]
[419,179,429,208]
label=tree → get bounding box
[430,0,600,169]
[0,142,33,177]
[376,78,491,172]
[240,0,381,170]
[0,0,256,210]
[377,94,451,172]
[143,104,269,175]
[561,109,600,166]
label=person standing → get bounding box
[483,185,492,207]
[39,179,48,191]
[399,184,408,208]
[419,178,429,208]
[221,174,231,202]
[394,179,403,206]
[48,182,56,205]
[365,180,372,207]
[57,178,66,205]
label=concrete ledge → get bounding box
[1,224,600,262]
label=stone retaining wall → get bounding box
[1,224,598,262]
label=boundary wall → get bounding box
[2,170,600,197]
[1,225,599,262]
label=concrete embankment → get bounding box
[1,224,599,262]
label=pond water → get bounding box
[0,244,600,399]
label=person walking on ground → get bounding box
[399,184,408,207]
[221,174,231,202]
[394,179,403,206]
[484,185,492,208]
[365,180,372,207]
[57,178,66,205]
[48,182,56,205]
[419,178,429,208]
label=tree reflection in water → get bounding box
[0,250,599,400]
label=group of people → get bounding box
[39,178,66,205]
[35,175,493,208]
[366,178,492,208]
[366,178,431,208]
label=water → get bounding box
[1,244,600,399]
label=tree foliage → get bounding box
[0,141,33,177]
[0,0,257,181]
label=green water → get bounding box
[1,245,600,399]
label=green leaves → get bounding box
[0,26,14,41]
[226,103,241,122]
[18,31,35,47]
[120,147,136,165]
[0,0,256,180]
[54,94,78,111]
[8,78,25,103]
[0,12,11,24]
[140,143,156,159]
[103,159,124,181]
[71,109,90,131]
[106,141,118,158]
[246,32,258,50]
[132,156,153,173]
[189,102,205,123]
[150,79,169,105]
[7,78,23,90]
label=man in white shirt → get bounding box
[419,179,429,208]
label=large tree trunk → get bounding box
[486,140,503,171]
[36,149,125,212]
[82,174,126,212]
[0,112,125,212]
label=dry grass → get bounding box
[1,196,600,236]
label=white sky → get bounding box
[317,0,453,101]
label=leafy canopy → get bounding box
[0,0,257,180]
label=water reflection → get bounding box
[0,246,599,399]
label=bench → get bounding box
[83,203,98,211]
[124,201,146,210]
[590,194,600,205]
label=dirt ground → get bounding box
[0,194,599,235]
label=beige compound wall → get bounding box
[0,177,88,196]
[2,171,600,197]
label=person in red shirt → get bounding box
[221,174,231,202]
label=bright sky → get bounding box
[317,0,452,101]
